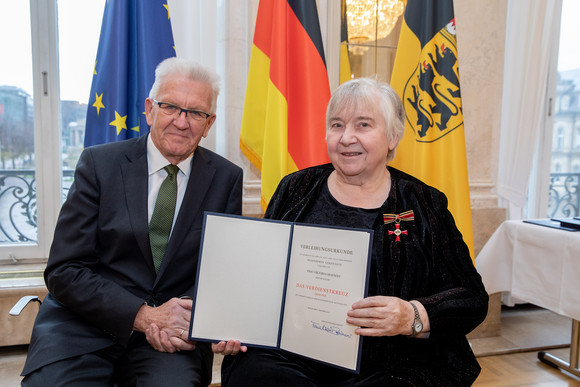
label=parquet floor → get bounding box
[472,305,580,386]
[1,305,579,386]
[474,348,580,386]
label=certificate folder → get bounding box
[189,212,373,372]
[552,217,580,230]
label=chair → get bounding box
[9,295,42,316]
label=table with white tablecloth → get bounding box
[475,220,580,376]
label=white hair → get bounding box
[148,57,221,113]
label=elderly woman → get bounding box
[219,78,488,386]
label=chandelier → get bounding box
[345,0,406,55]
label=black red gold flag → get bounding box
[239,0,331,210]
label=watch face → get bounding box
[414,321,423,333]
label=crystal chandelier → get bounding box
[345,0,405,55]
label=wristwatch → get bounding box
[409,302,423,337]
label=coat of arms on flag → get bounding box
[401,18,463,143]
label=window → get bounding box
[555,127,565,150]
[58,0,103,191]
[0,0,103,265]
[58,0,105,173]
[0,1,37,248]
[545,0,580,218]
[561,94,570,110]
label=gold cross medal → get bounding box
[383,210,415,242]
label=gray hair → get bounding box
[326,78,405,162]
[148,57,221,113]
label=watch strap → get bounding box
[409,301,423,337]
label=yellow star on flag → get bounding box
[93,93,105,115]
[109,111,127,135]
[163,3,170,19]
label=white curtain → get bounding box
[497,0,562,219]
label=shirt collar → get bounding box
[147,134,193,177]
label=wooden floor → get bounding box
[475,348,580,386]
[2,306,580,386]
[471,305,580,386]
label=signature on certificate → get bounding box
[310,321,352,338]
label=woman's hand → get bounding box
[212,340,247,356]
[346,296,428,337]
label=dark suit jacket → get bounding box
[22,134,243,375]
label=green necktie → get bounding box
[149,164,179,272]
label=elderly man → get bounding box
[22,57,243,386]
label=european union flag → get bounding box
[84,0,175,148]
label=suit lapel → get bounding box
[157,147,216,277]
[121,135,152,268]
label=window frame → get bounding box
[0,0,61,265]
[526,4,562,219]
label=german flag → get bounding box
[390,0,474,259]
[240,0,331,211]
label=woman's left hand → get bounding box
[346,296,415,337]
[212,340,247,356]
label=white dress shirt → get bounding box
[146,135,192,234]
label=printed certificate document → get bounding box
[189,212,373,372]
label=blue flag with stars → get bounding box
[84,0,175,148]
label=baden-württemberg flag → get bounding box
[84,0,175,148]
[390,0,474,259]
[240,0,331,210]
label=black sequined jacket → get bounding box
[265,164,489,384]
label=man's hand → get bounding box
[134,297,196,353]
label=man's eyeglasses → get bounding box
[153,100,211,122]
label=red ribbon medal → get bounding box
[383,210,414,242]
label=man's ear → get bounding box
[202,115,216,138]
[145,98,154,126]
